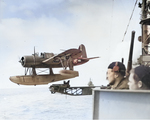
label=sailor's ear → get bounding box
[114,73,119,78]
[138,81,143,88]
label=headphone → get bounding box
[113,62,119,72]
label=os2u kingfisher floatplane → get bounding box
[9,44,99,85]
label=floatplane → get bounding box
[9,44,99,85]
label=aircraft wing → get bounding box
[56,48,82,58]
[42,48,82,64]
[42,55,57,64]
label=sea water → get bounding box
[0,87,92,120]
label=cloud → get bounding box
[0,0,142,88]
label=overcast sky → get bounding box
[0,0,142,88]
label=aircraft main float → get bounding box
[9,44,99,85]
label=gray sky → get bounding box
[0,0,142,88]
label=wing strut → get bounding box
[59,57,67,70]
[68,57,73,70]
[49,67,54,75]
[25,68,29,75]
[32,67,37,75]
[59,56,74,70]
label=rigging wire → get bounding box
[108,0,114,63]
[110,0,114,37]
[122,0,138,42]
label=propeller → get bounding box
[19,57,25,66]
[32,46,37,75]
[34,46,35,56]
[33,46,36,66]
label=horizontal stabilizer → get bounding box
[79,56,100,61]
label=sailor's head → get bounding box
[128,65,150,90]
[106,62,126,85]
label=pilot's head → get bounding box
[128,65,150,90]
[106,62,126,85]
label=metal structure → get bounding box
[49,81,100,96]
[126,31,135,74]
[92,1,150,119]
[93,89,150,120]
[138,0,150,66]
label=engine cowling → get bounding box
[20,56,42,67]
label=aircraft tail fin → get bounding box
[79,44,87,58]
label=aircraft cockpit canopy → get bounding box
[41,52,54,58]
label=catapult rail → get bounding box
[49,85,101,96]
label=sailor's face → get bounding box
[128,72,139,90]
[106,69,115,84]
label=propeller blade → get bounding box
[18,56,21,63]
[33,46,36,65]
[34,46,35,56]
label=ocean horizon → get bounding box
[0,87,93,120]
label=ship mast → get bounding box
[138,0,150,65]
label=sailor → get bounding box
[128,65,150,90]
[106,61,129,89]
